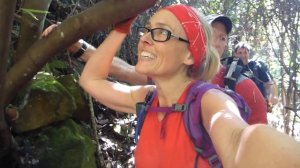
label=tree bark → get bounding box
[3,0,158,106]
[15,0,52,62]
[0,0,21,167]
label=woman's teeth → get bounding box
[140,51,155,59]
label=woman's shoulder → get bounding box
[130,84,156,102]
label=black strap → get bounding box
[224,57,243,90]
[194,153,200,168]
[73,42,88,59]
[134,88,155,143]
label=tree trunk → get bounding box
[0,0,21,167]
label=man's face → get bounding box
[211,21,228,57]
[235,47,249,65]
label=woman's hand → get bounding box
[114,17,136,34]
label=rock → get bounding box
[57,75,91,122]
[16,119,97,168]
[12,73,77,133]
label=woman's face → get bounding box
[211,21,228,57]
[136,10,192,78]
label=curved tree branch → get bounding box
[4,0,158,106]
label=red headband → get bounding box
[163,4,206,69]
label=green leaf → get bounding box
[20,8,50,21]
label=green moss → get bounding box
[13,73,77,133]
[40,119,96,168]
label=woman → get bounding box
[80,4,300,168]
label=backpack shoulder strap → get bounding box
[134,85,189,143]
[183,80,251,168]
[222,88,251,121]
[134,87,156,143]
[183,81,222,168]
[224,57,244,90]
[245,61,260,84]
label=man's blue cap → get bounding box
[205,14,232,34]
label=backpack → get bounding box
[236,59,272,99]
[134,80,251,168]
[221,57,245,91]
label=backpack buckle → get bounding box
[208,154,222,168]
[172,104,187,112]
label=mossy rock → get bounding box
[12,73,77,133]
[40,119,96,168]
[16,119,97,168]
[57,75,90,122]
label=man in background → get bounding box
[234,42,275,111]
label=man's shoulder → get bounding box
[248,59,268,68]
[248,60,258,67]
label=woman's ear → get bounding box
[184,52,194,66]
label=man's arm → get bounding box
[258,61,275,104]
[70,40,148,85]
[42,24,148,85]
[264,81,274,99]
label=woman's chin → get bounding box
[136,65,153,77]
[136,66,148,75]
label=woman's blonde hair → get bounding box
[188,8,220,81]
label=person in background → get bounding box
[207,14,268,124]
[234,42,275,111]
[76,4,299,167]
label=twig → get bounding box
[88,95,106,167]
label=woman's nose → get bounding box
[213,40,222,52]
[140,32,153,45]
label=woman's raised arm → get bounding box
[79,30,149,114]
